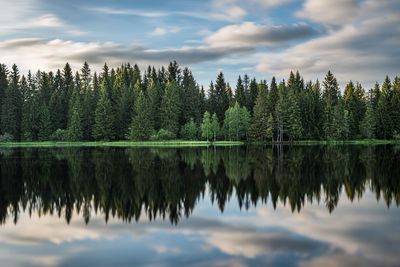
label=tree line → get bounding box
[0,61,398,142]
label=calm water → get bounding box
[0,145,399,267]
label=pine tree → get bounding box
[160,80,181,134]
[214,72,229,122]
[376,76,393,139]
[250,81,268,140]
[1,64,22,140]
[391,76,400,134]
[181,68,201,124]
[322,71,340,139]
[248,78,258,114]
[67,108,83,141]
[131,90,153,140]
[93,78,115,140]
[235,76,246,107]
[361,94,376,139]
[287,89,303,140]
[147,79,162,130]
[38,104,52,141]
[0,64,8,134]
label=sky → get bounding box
[0,0,399,89]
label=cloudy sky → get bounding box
[0,0,399,88]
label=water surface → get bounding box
[0,145,399,266]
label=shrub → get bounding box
[0,133,14,142]
[150,129,176,140]
[50,129,67,141]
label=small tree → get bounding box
[211,113,220,142]
[201,111,212,141]
[180,118,199,140]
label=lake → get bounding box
[0,145,399,266]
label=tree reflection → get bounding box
[0,145,399,225]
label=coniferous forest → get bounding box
[0,61,399,142]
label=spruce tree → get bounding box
[93,78,115,140]
[214,72,229,122]
[160,80,181,134]
[376,76,393,139]
[38,104,52,141]
[1,64,22,140]
[361,94,376,139]
[131,90,153,140]
[235,76,246,107]
[250,81,269,140]
[67,108,83,141]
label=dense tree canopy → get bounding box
[0,61,398,142]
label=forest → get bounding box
[0,61,399,142]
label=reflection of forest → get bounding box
[0,145,399,225]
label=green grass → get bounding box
[0,140,244,148]
[0,139,398,148]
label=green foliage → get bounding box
[0,62,397,142]
[160,80,181,134]
[93,78,115,141]
[51,129,67,141]
[0,133,14,142]
[201,111,212,141]
[211,113,220,141]
[150,129,176,140]
[38,104,52,141]
[67,109,83,141]
[250,81,269,140]
[1,64,22,140]
[130,91,154,140]
[223,102,250,141]
[180,118,199,140]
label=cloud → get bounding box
[249,0,297,8]
[149,27,181,36]
[0,0,86,36]
[205,22,319,47]
[254,0,400,88]
[296,0,360,26]
[0,38,252,73]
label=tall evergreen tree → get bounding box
[131,90,153,140]
[1,64,22,140]
[235,76,246,107]
[214,72,229,122]
[93,77,115,140]
[160,80,181,134]
[250,81,269,140]
[376,76,393,139]
[38,104,52,141]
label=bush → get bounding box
[180,118,199,140]
[50,129,67,141]
[0,133,14,142]
[150,129,176,140]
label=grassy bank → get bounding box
[0,140,244,148]
[0,139,398,148]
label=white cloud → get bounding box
[205,22,318,47]
[149,27,181,36]
[254,0,400,88]
[296,0,360,26]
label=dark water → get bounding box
[0,145,399,267]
